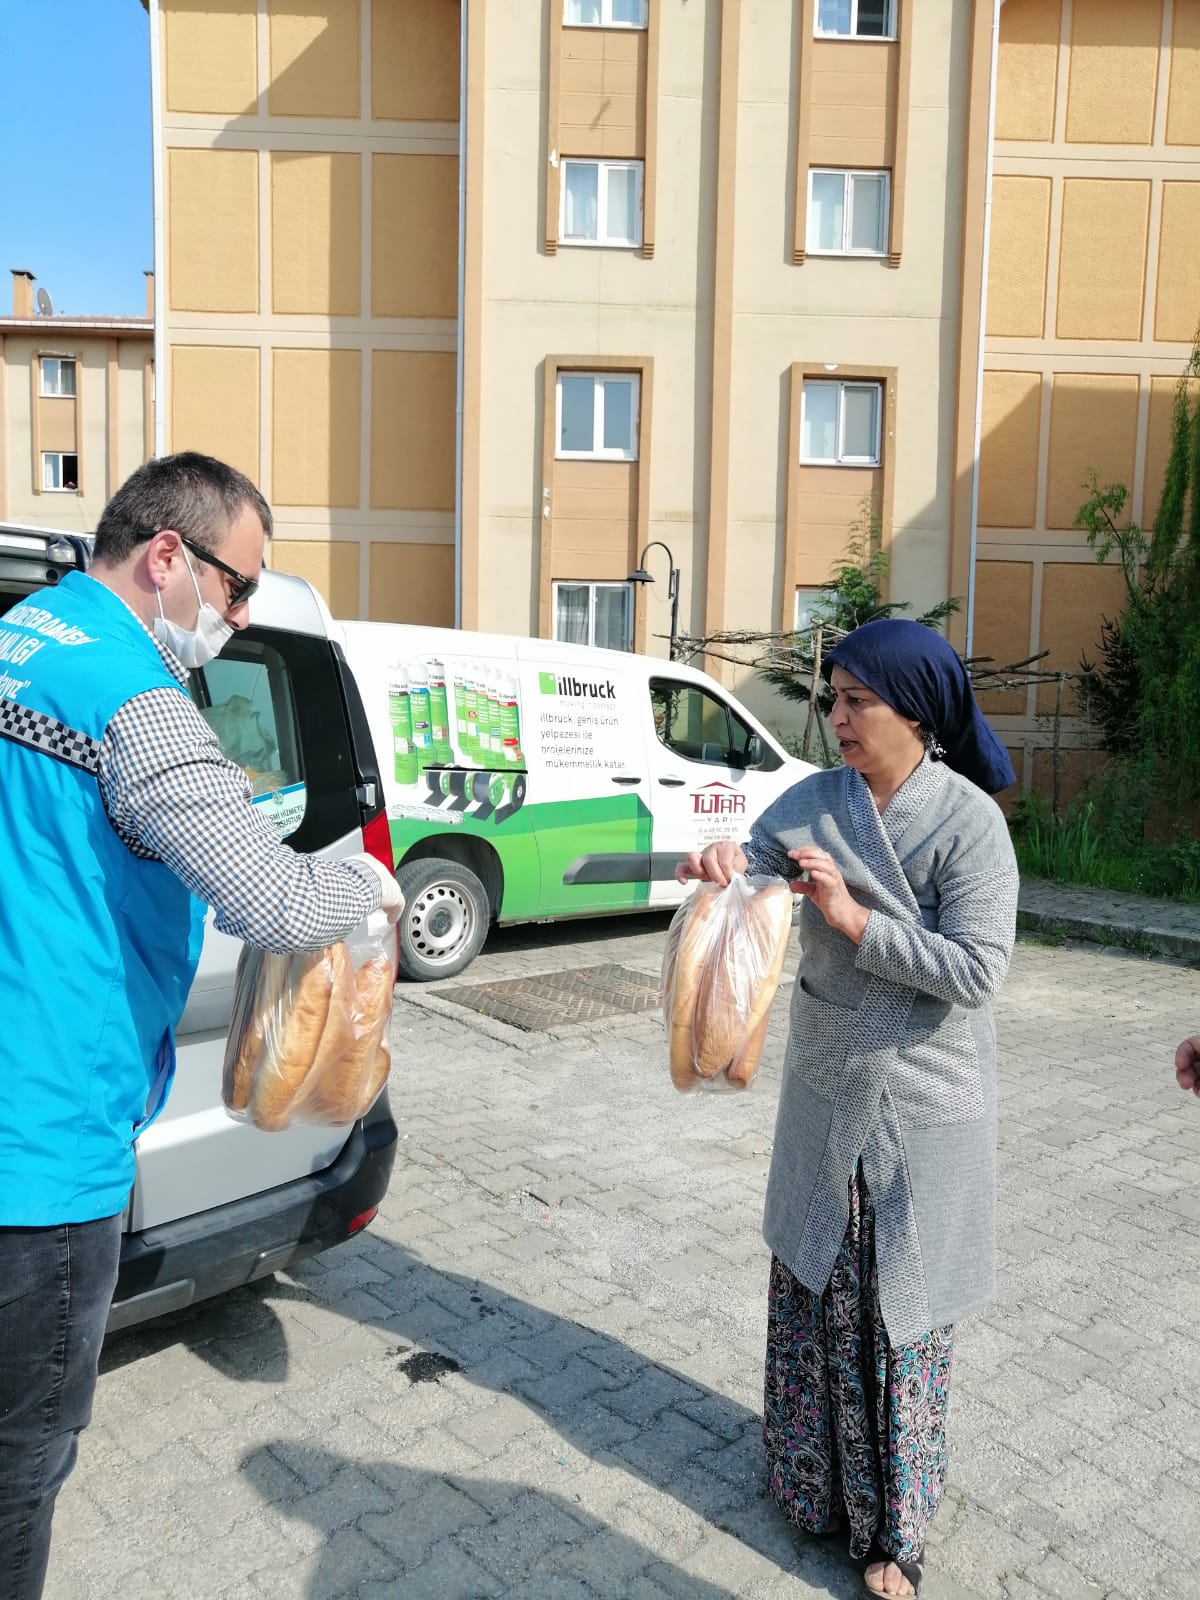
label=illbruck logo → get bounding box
[539,671,616,700]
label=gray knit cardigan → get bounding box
[744,755,1018,1345]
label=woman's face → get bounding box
[828,666,923,776]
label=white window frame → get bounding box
[556,371,640,460]
[552,580,635,651]
[41,451,80,492]
[807,169,890,257]
[794,588,827,631]
[559,158,644,249]
[39,356,77,398]
[815,0,897,41]
[563,0,648,26]
[800,379,883,467]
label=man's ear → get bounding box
[143,528,181,591]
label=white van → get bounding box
[336,622,817,980]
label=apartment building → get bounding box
[974,0,1200,796]
[0,269,153,531]
[148,0,1200,787]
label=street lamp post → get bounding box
[628,540,680,660]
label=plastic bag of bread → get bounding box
[222,912,396,1130]
[662,874,792,1093]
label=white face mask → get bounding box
[152,549,234,670]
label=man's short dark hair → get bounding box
[93,451,273,564]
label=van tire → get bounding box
[395,857,490,981]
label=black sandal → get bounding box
[861,1541,924,1596]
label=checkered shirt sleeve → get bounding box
[98,686,380,953]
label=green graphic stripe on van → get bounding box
[387,791,651,922]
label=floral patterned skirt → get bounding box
[762,1168,954,1563]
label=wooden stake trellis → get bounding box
[659,625,1096,798]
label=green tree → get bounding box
[757,501,958,708]
[1077,334,1200,795]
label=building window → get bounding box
[808,170,889,256]
[42,452,79,492]
[553,581,634,651]
[40,357,77,398]
[560,159,643,248]
[794,588,827,631]
[801,380,882,466]
[565,0,647,24]
[557,371,640,459]
[815,0,895,39]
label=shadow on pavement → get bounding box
[102,1238,859,1598]
[240,1441,739,1598]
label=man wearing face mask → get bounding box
[0,451,403,1600]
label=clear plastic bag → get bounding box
[222,913,396,1130]
[661,873,793,1093]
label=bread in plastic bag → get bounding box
[222,914,395,1130]
[661,873,792,1093]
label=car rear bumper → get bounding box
[107,1097,398,1335]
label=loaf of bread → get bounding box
[223,930,396,1129]
[666,886,723,1090]
[223,947,264,1113]
[249,949,335,1131]
[664,877,792,1093]
[302,952,393,1123]
[224,950,288,1111]
[724,891,792,1087]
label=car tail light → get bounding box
[361,808,394,873]
[346,1206,378,1236]
[360,810,401,978]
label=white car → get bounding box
[0,525,399,1334]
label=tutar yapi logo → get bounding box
[691,781,746,816]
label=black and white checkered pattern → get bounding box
[6,589,379,953]
[0,697,102,774]
[99,685,378,952]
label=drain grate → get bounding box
[432,963,663,1031]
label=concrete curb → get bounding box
[1016,905,1200,963]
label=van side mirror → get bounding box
[744,734,764,769]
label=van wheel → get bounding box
[395,857,490,981]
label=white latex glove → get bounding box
[348,853,405,926]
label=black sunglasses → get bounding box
[177,534,259,608]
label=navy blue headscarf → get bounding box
[821,618,1015,795]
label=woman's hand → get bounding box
[675,841,747,886]
[787,847,870,945]
[1175,1036,1200,1097]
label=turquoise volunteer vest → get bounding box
[0,571,207,1225]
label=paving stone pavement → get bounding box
[42,911,1200,1600]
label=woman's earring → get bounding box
[921,727,946,759]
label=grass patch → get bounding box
[1010,791,1200,904]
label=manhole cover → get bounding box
[432,963,662,1031]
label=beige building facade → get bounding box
[152,0,461,625]
[0,269,153,532]
[148,0,1200,784]
[975,0,1200,795]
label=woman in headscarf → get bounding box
[678,618,1019,1598]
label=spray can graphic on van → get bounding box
[498,672,523,766]
[451,667,470,755]
[461,663,481,762]
[408,662,433,771]
[387,666,418,786]
[486,671,503,762]
[474,665,491,759]
[427,658,453,765]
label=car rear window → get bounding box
[190,625,361,852]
